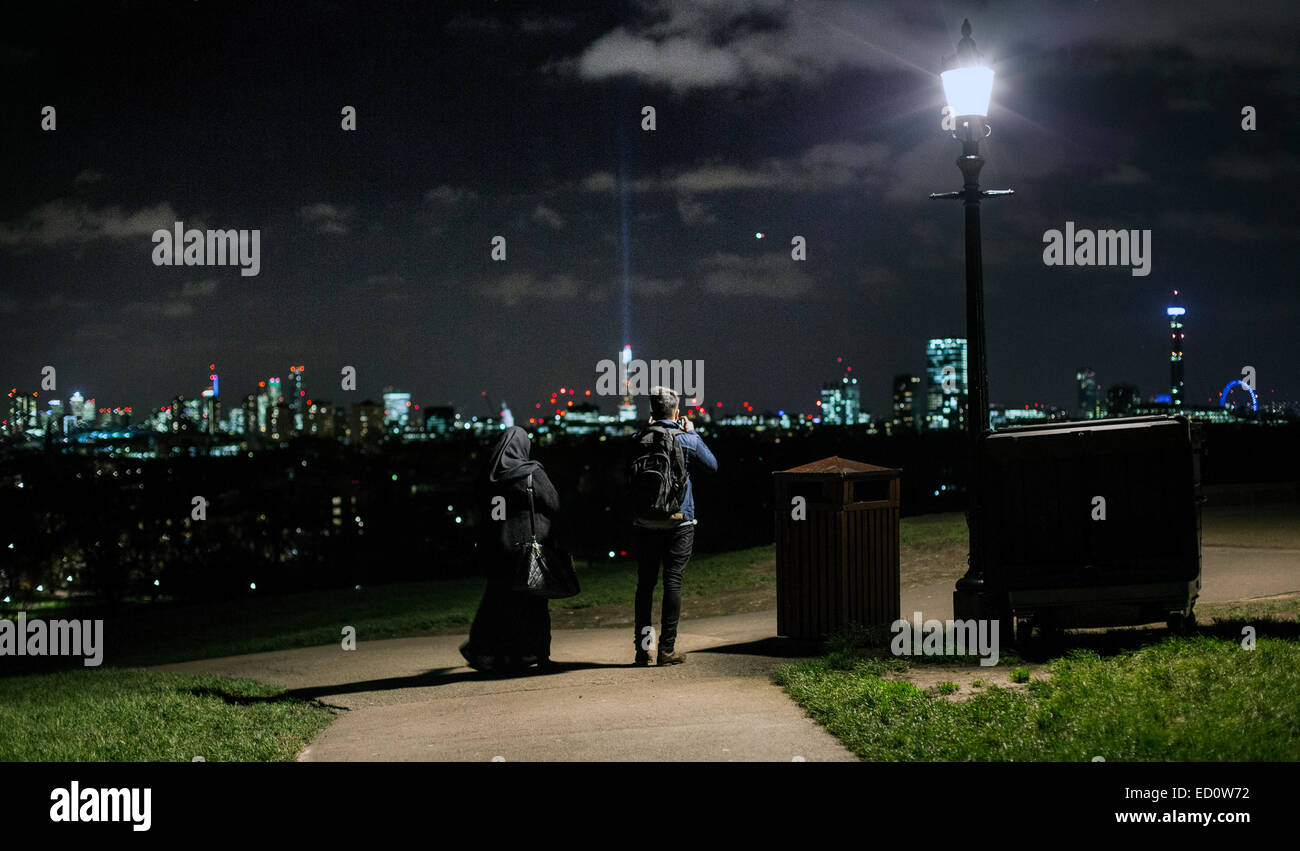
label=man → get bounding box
[629,386,718,666]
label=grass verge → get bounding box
[0,668,335,761]
[777,632,1300,761]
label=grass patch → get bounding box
[777,636,1300,761]
[0,668,334,761]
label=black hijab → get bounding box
[486,426,542,483]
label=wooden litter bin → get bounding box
[773,456,901,640]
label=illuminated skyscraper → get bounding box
[289,365,306,431]
[926,337,968,431]
[819,362,860,426]
[892,374,921,433]
[1167,291,1185,408]
[383,387,412,431]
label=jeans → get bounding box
[634,524,695,653]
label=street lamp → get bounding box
[929,19,1013,622]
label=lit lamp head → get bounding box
[941,19,994,129]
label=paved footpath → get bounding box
[156,610,857,762]
[155,545,1297,762]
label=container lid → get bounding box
[774,456,900,478]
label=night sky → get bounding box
[2,0,1297,419]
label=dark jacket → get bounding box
[484,468,560,558]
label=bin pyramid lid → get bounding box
[776,456,899,477]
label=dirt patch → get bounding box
[900,544,967,589]
[890,661,1049,701]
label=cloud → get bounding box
[424,185,480,206]
[480,272,582,306]
[676,195,715,225]
[581,141,890,195]
[0,199,177,248]
[576,27,747,91]
[74,169,106,185]
[531,205,566,230]
[580,173,617,192]
[563,0,912,93]
[121,278,218,319]
[0,293,93,314]
[299,202,354,235]
[560,0,1300,95]
[700,251,813,298]
[180,278,218,298]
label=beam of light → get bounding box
[618,83,632,356]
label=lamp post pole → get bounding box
[930,19,1013,620]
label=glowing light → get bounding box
[941,66,995,118]
[755,232,764,239]
[1166,307,1185,316]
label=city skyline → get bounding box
[8,306,1288,440]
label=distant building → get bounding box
[289,365,306,431]
[926,337,968,431]
[564,402,603,435]
[892,374,921,434]
[350,399,383,448]
[1106,384,1140,418]
[424,406,455,437]
[307,400,335,438]
[819,363,861,426]
[382,388,411,432]
[1076,368,1100,419]
[6,389,38,435]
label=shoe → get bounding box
[634,650,652,667]
[656,648,686,665]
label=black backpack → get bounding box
[629,424,689,520]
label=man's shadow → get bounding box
[277,659,629,703]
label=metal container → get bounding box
[980,415,1202,633]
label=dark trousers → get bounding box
[634,524,695,653]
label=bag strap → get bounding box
[525,472,537,541]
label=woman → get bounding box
[459,426,559,673]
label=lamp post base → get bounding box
[953,584,1008,634]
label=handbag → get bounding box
[511,473,580,599]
